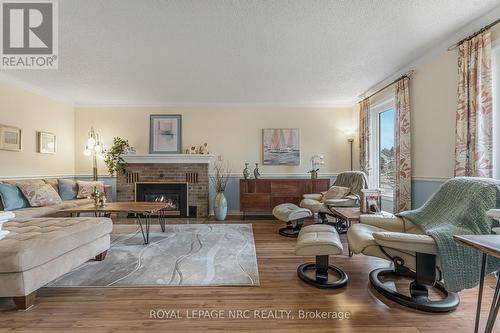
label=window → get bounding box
[370,99,396,197]
[492,42,500,180]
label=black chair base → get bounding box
[369,267,460,313]
[278,220,304,238]
[317,213,348,234]
[297,255,348,289]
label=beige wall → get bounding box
[0,81,75,178]
[410,50,458,178]
[74,106,358,176]
[368,24,500,179]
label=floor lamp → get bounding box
[83,127,105,181]
[347,137,354,171]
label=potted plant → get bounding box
[210,159,230,221]
[104,137,132,176]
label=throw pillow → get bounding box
[58,179,78,200]
[17,183,62,207]
[0,183,30,210]
[44,179,59,192]
[77,180,104,199]
[322,185,351,201]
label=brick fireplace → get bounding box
[117,155,212,218]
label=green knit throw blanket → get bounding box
[398,177,500,292]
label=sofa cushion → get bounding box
[77,180,104,199]
[10,206,60,219]
[44,179,59,192]
[10,198,93,219]
[4,179,46,187]
[0,217,113,273]
[58,179,78,200]
[0,183,29,211]
[17,183,62,207]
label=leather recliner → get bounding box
[300,171,368,230]
[347,213,460,312]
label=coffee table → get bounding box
[63,202,169,245]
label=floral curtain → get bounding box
[359,99,371,178]
[394,77,412,213]
[454,30,493,178]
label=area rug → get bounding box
[47,224,260,287]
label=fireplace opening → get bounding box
[135,182,188,217]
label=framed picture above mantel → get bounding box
[149,114,182,154]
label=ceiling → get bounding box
[2,0,500,106]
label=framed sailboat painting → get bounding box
[149,115,182,154]
[262,128,300,165]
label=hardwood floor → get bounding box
[0,217,497,332]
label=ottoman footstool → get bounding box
[0,216,112,310]
[295,224,348,288]
[272,203,312,238]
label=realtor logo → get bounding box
[1,0,58,69]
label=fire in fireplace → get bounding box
[135,182,188,217]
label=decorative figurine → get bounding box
[199,143,209,154]
[253,163,261,179]
[91,187,106,208]
[243,163,251,179]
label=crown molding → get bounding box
[74,101,357,109]
[0,73,74,106]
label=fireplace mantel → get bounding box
[122,154,214,164]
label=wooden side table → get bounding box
[454,235,500,333]
[326,207,361,257]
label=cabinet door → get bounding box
[270,180,305,196]
[240,194,271,211]
[271,196,301,207]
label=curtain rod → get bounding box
[448,18,500,51]
[359,71,413,102]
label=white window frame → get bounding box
[492,40,500,180]
[369,98,395,198]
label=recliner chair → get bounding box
[347,213,460,312]
[300,171,368,231]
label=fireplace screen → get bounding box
[144,193,179,211]
[135,182,188,217]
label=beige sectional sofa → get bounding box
[0,178,113,310]
[0,178,112,219]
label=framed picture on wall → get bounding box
[0,124,22,152]
[37,131,56,154]
[262,128,300,165]
[149,115,182,154]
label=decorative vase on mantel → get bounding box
[214,192,228,221]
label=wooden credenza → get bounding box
[240,178,330,214]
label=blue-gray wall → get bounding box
[86,175,446,214]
